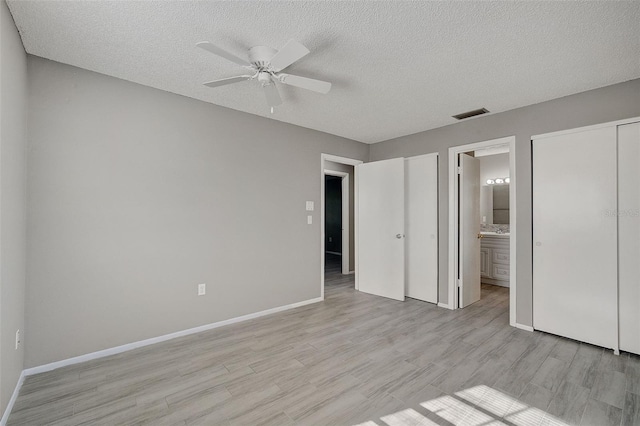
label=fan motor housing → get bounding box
[249,46,277,69]
[257,72,273,86]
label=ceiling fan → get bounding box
[196,39,332,113]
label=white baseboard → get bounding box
[437,302,453,310]
[481,278,510,288]
[1,371,25,426]
[514,323,534,332]
[23,296,324,377]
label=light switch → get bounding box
[306,201,314,211]
[307,215,313,225]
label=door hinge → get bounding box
[457,279,462,288]
[457,166,463,175]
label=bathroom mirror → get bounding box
[492,184,509,224]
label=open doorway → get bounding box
[458,147,511,307]
[324,172,349,274]
[321,154,362,299]
[323,166,353,290]
[448,136,519,328]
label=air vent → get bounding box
[452,108,490,120]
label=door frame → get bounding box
[320,154,363,300]
[323,170,350,275]
[447,136,519,329]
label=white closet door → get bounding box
[356,158,405,301]
[405,154,438,304]
[618,122,640,355]
[533,126,618,350]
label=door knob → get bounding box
[396,234,404,239]
[478,233,484,239]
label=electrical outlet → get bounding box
[198,283,206,296]
[15,330,20,350]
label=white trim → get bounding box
[508,139,517,327]
[23,296,323,377]
[341,174,349,274]
[355,164,359,290]
[448,136,518,327]
[321,154,363,297]
[437,302,453,310]
[324,169,350,274]
[323,154,362,166]
[0,371,26,426]
[324,170,348,177]
[515,323,534,332]
[481,278,509,287]
[532,116,640,141]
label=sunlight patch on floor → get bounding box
[353,385,569,426]
[380,408,440,425]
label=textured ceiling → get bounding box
[7,1,640,143]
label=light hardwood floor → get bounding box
[7,257,639,425]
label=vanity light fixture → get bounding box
[486,177,509,185]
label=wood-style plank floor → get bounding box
[7,256,639,425]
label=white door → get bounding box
[618,122,640,355]
[357,158,405,301]
[459,153,481,308]
[533,126,618,350]
[405,154,438,303]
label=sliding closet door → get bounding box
[405,154,438,303]
[533,126,618,350]
[618,122,640,355]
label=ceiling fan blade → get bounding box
[278,73,331,94]
[197,41,251,66]
[263,83,282,107]
[269,39,310,72]
[203,76,251,88]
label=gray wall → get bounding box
[323,160,355,271]
[479,153,509,183]
[25,56,368,368]
[371,78,640,326]
[0,0,27,414]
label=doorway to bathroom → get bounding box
[448,136,518,328]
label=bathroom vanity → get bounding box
[480,233,510,287]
